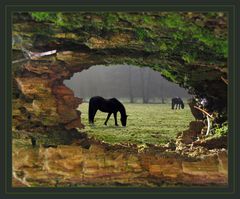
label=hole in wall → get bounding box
[64,64,194,146]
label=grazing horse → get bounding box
[88,96,128,126]
[172,97,184,109]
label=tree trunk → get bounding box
[141,67,150,103]
[128,66,134,103]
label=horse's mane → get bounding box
[111,98,126,117]
[119,103,127,117]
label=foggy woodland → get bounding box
[64,65,191,103]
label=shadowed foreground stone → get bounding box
[12,143,228,187]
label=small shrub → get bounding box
[214,121,228,137]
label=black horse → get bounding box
[88,96,128,126]
[172,97,184,109]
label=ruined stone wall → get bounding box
[13,142,228,187]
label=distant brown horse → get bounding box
[88,96,128,126]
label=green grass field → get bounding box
[78,103,194,146]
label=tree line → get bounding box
[64,65,191,103]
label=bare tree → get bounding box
[140,67,150,103]
[128,65,134,103]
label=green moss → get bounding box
[142,15,155,25]
[182,53,196,64]
[164,13,186,29]
[104,13,119,27]
[213,121,228,137]
[160,69,178,83]
[159,42,168,51]
[135,28,149,41]
[28,12,228,59]
[30,12,57,22]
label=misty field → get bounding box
[78,102,194,146]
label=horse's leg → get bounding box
[104,113,112,125]
[91,109,98,124]
[172,102,174,109]
[88,102,93,124]
[113,112,118,126]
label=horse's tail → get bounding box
[88,98,94,124]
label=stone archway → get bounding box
[13,12,228,134]
[13,51,228,158]
[12,12,228,187]
[13,48,227,137]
